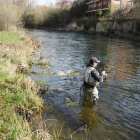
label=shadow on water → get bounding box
[28,29,140,140]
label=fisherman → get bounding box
[82,57,106,105]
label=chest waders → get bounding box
[83,67,99,104]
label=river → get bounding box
[28,29,140,140]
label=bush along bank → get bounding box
[0,30,51,140]
[64,18,139,35]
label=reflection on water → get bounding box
[78,105,100,129]
[28,29,140,140]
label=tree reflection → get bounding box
[78,103,101,130]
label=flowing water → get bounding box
[28,29,140,140]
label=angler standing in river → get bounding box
[82,57,107,105]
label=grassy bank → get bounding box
[0,30,51,139]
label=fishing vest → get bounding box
[83,67,99,87]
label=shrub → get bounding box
[76,19,83,27]
[0,4,22,30]
[96,10,102,16]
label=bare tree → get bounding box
[26,0,37,10]
[12,0,28,10]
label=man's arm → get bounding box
[91,69,104,82]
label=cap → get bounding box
[89,57,100,64]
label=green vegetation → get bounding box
[96,10,102,16]
[0,77,42,139]
[0,70,7,83]
[0,30,51,139]
[0,1,23,31]
[65,97,79,106]
[66,101,79,106]
[0,31,21,43]
[136,20,140,32]
[23,0,87,28]
[76,18,100,30]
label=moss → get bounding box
[66,101,79,106]
[20,37,26,41]
[65,98,71,102]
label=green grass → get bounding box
[0,71,43,139]
[0,31,21,43]
[0,70,8,83]
[0,106,32,140]
[0,30,45,139]
[28,58,34,66]
[0,59,6,66]
[10,55,18,64]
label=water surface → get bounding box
[28,29,140,140]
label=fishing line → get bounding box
[47,77,139,96]
[100,90,140,107]
[104,18,115,74]
[101,83,140,94]
[100,83,140,105]
[104,20,113,71]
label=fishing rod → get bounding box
[104,17,115,72]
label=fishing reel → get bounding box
[104,73,107,77]
[104,73,107,80]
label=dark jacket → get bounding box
[83,63,104,88]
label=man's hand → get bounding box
[102,71,106,75]
[102,71,107,78]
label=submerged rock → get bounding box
[65,98,79,106]
[68,70,78,75]
[31,70,40,74]
[56,70,78,77]
[56,71,67,76]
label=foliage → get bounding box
[116,17,128,24]
[88,19,99,28]
[0,4,22,30]
[23,5,71,28]
[23,11,35,28]
[43,7,71,28]
[0,0,37,30]
[136,20,140,32]
[22,0,88,28]
[76,19,83,27]
[23,5,47,28]
[111,3,140,19]
[96,10,102,16]
[76,19,99,30]
[70,0,88,19]
[134,0,140,4]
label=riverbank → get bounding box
[44,19,140,44]
[0,29,51,139]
